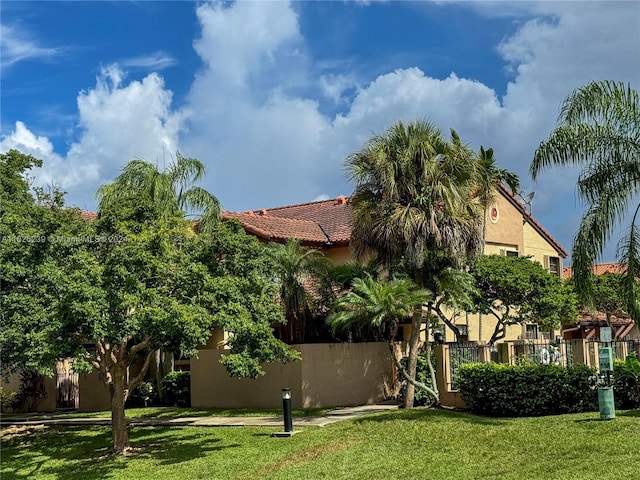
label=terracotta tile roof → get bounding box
[562,262,626,279]
[223,196,351,247]
[223,211,330,246]
[228,188,567,254]
[79,211,98,221]
[498,184,568,258]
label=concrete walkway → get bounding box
[0,403,398,429]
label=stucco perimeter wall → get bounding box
[191,350,304,409]
[78,371,111,412]
[298,343,392,408]
[190,343,392,409]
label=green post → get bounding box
[598,387,615,420]
[597,327,615,420]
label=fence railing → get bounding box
[447,343,480,391]
[443,338,640,392]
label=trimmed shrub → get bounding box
[457,362,598,417]
[160,371,191,407]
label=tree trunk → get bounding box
[110,368,129,453]
[404,307,423,408]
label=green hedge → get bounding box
[457,363,598,417]
[613,355,640,409]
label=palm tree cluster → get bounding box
[339,119,518,407]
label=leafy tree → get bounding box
[469,255,578,344]
[327,276,438,403]
[98,151,221,234]
[346,119,483,407]
[270,239,331,343]
[1,154,298,453]
[572,273,628,321]
[530,80,640,324]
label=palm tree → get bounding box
[475,146,519,339]
[271,239,331,344]
[327,275,438,404]
[346,119,483,407]
[530,81,640,322]
[97,151,221,233]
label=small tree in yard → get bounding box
[1,152,299,453]
[469,255,578,344]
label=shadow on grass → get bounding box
[352,407,508,426]
[618,409,640,417]
[1,426,240,479]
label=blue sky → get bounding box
[1,1,639,262]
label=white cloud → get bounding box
[1,64,183,209]
[0,24,63,69]
[2,1,637,261]
[120,51,177,70]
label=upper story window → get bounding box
[546,255,561,276]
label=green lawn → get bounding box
[2,406,335,420]
[1,409,638,480]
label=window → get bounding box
[457,324,469,336]
[546,256,561,276]
[525,323,539,340]
[506,250,519,257]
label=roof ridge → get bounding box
[223,212,323,226]
[265,195,350,212]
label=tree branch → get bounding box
[126,349,155,397]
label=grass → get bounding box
[2,406,335,421]
[1,409,639,480]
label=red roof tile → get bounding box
[222,211,330,245]
[227,189,567,254]
[562,262,626,279]
[79,211,97,221]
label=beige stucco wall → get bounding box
[0,371,56,412]
[78,371,111,412]
[325,246,352,265]
[522,222,562,265]
[191,349,303,409]
[190,342,392,409]
[298,343,392,407]
[484,194,524,253]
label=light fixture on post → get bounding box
[282,388,292,433]
[272,387,297,437]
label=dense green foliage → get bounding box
[269,239,331,344]
[469,255,578,343]
[2,409,640,480]
[531,81,640,324]
[0,150,298,452]
[613,354,640,409]
[160,371,191,407]
[573,273,628,318]
[457,363,598,416]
